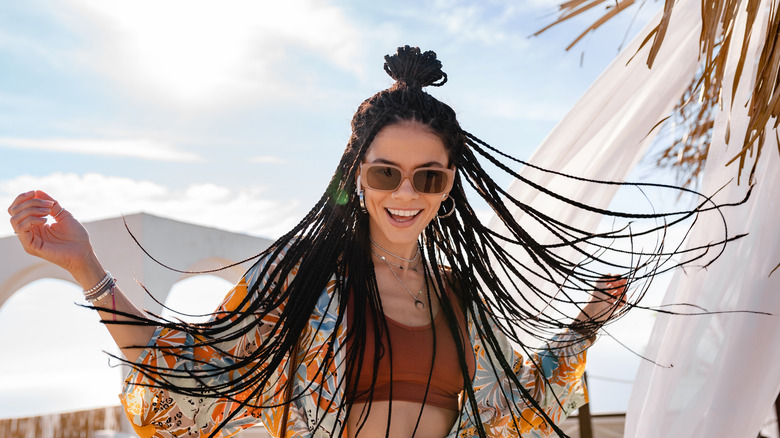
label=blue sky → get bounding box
[0,0,666,419]
[0,0,662,237]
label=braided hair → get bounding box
[115,45,744,437]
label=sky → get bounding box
[0,0,669,420]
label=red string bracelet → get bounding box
[111,283,116,321]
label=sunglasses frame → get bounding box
[359,163,456,195]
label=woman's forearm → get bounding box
[73,252,157,363]
[9,192,158,363]
[91,284,157,363]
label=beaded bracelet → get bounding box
[84,272,117,321]
[84,272,114,302]
[88,279,115,303]
[84,272,111,297]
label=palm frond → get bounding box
[538,0,780,186]
[653,65,717,192]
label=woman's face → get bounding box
[360,121,452,251]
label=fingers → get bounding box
[7,191,35,216]
[34,190,68,220]
[8,191,55,215]
[606,279,628,297]
[592,275,628,312]
[8,190,63,235]
[596,275,627,294]
[14,214,48,236]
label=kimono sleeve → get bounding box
[458,314,592,437]
[119,254,294,438]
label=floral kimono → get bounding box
[120,251,591,437]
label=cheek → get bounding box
[364,191,386,214]
[432,194,447,209]
[424,196,445,218]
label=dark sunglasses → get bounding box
[360,163,455,194]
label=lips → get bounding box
[386,208,421,223]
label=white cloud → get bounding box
[0,173,302,239]
[0,137,202,162]
[60,0,364,107]
[440,4,509,45]
[425,0,532,47]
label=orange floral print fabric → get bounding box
[119,248,591,437]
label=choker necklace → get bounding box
[380,257,426,309]
[372,249,420,272]
[369,236,420,264]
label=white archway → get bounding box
[0,278,121,418]
[1,212,272,314]
[0,213,273,432]
[162,275,235,323]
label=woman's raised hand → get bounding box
[572,275,628,331]
[8,190,103,287]
[10,191,154,359]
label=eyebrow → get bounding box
[369,158,446,168]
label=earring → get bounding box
[437,196,456,218]
[359,190,367,212]
[357,175,367,213]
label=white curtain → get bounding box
[489,0,703,347]
[492,0,702,345]
[625,0,780,435]
[491,0,780,432]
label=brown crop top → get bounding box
[346,287,476,411]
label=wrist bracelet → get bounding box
[84,272,117,322]
[84,271,115,302]
[84,272,111,296]
[88,281,115,303]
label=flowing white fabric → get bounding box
[490,0,702,347]
[625,0,780,435]
[490,0,780,432]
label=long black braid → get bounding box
[106,45,746,437]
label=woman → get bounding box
[10,46,727,438]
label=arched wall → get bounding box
[0,278,122,418]
[162,275,235,323]
[180,256,252,285]
[0,213,273,431]
[0,262,78,310]
[0,212,272,314]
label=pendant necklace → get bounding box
[370,236,420,264]
[371,249,420,272]
[379,257,426,309]
[370,237,425,308]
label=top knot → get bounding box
[383,45,447,90]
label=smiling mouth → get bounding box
[386,208,422,222]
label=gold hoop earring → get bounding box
[437,196,456,218]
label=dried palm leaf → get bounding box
[652,64,718,193]
[538,0,780,185]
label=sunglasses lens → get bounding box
[413,169,449,194]
[365,165,402,190]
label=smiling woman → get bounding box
[360,122,454,251]
[6,45,740,438]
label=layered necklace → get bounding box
[370,237,426,309]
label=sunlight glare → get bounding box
[66,0,361,107]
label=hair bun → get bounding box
[383,45,447,89]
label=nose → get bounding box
[391,176,419,200]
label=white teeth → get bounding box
[387,209,421,217]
